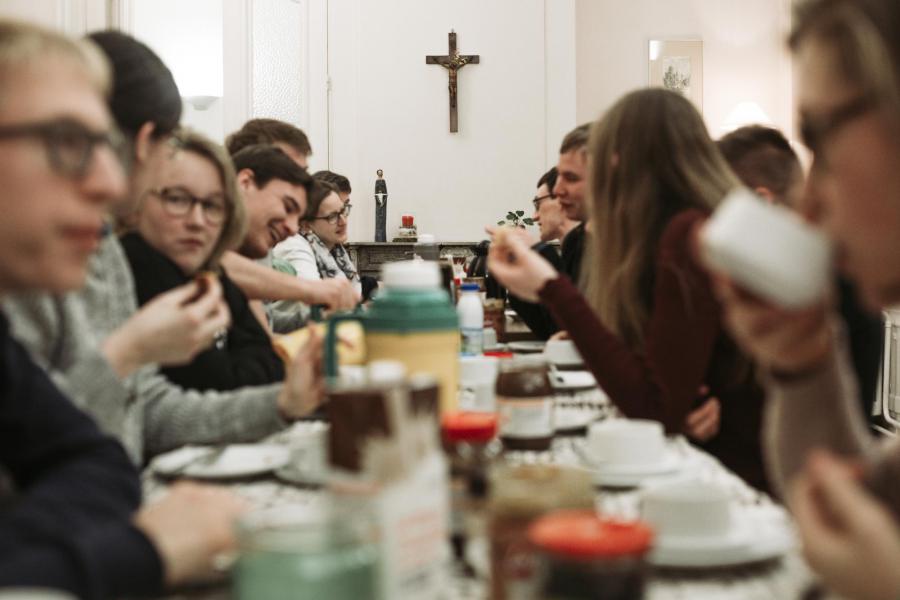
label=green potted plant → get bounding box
[497,210,534,228]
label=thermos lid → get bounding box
[382,260,440,289]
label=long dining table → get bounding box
[146,381,828,600]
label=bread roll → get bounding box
[272,321,366,366]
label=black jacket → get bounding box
[121,233,284,392]
[508,223,586,340]
[0,312,163,598]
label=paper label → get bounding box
[498,396,554,438]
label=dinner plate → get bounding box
[550,370,597,390]
[648,511,793,568]
[508,341,545,353]
[152,444,290,480]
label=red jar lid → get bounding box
[441,412,498,443]
[483,351,514,359]
[529,510,654,558]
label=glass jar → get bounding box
[488,464,594,600]
[483,298,506,343]
[234,502,381,600]
[529,510,653,600]
[442,412,499,563]
[496,356,555,451]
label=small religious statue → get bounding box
[426,30,480,133]
[374,169,387,242]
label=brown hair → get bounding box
[790,0,900,130]
[717,125,802,203]
[313,170,351,194]
[302,180,339,221]
[584,88,739,349]
[226,118,312,157]
[559,123,591,155]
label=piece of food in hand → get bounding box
[272,321,366,366]
[186,271,216,303]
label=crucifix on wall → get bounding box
[425,30,480,133]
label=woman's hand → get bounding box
[486,227,557,303]
[102,277,232,378]
[277,327,325,419]
[712,276,833,375]
[684,386,721,442]
[790,450,900,600]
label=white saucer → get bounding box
[152,444,289,479]
[550,370,596,390]
[577,447,683,487]
[508,341,545,353]
[649,512,793,568]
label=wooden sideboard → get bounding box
[347,242,478,279]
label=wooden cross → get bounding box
[425,30,480,133]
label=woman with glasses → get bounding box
[275,177,364,297]
[119,129,284,392]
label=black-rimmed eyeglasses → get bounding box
[532,193,555,211]
[0,117,125,179]
[311,203,352,225]
[147,186,227,226]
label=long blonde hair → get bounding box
[584,88,739,350]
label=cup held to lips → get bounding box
[701,187,833,308]
[587,419,666,467]
[641,479,733,540]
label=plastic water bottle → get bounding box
[457,283,484,355]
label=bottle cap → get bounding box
[441,411,498,443]
[529,510,654,558]
[381,260,441,289]
[460,283,480,291]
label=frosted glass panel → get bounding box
[252,0,303,124]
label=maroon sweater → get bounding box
[540,210,768,491]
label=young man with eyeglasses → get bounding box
[531,167,579,244]
[0,20,249,597]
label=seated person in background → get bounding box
[718,125,883,423]
[507,166,581,340]
[5,29,324,464]
[222,120,359,330]
[274,177,374,302]
[490,89,768,491]
[120,130,284,391]
[0,19,244,595]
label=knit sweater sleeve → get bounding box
[539,210,719,433]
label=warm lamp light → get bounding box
[720,101,772,135]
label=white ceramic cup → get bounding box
[543,339,583,366]
[285,421,330,480]
[641,479,733,540]
[459,355,500,412]
[701,187,833,308]
[587,419,666,467]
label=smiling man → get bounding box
[230,144,313,259]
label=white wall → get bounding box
[575,0,794,140]
[328,0,576,243]
[1,0,108,35]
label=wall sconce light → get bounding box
[720,101,772,135]
[183,95,221,111]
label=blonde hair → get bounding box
[791,0,900,129]
[0,19,110,102]
[126,128,246,271]
[584,88,739,349]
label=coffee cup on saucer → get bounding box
[586,419,666,467]
[543,339,583,369]
[701,187,833,308]
[640,479,733,540]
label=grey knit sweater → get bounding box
[3,235,287,465]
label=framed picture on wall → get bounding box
[648,40,703,112]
